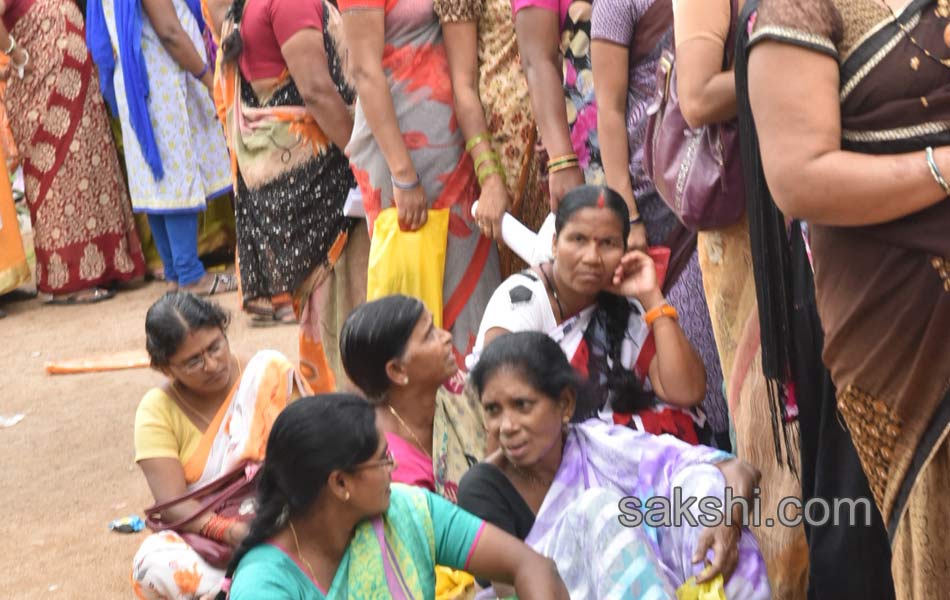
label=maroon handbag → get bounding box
[144,462,260,568]
[643,0,744,231]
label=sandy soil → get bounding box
[0,283,298,599]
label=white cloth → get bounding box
[102,0,231,213]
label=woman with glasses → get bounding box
[131,291,308,599]
[218,394,569,599]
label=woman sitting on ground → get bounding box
[459,331,770,598]
[131,292,307,599]
[219,394,570,599]
[340,295,485,502]
[470,184,709,443]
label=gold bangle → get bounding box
[548,161,579,175]
[465,132,491,153]
[546,153,578,168]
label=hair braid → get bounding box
[596,293,653,415]
[221,0,247,64]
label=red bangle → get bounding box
[644,303,678,328]
[200,514,235,542]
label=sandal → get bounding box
[249,312,279,328]
[184,273,238,297]
[44,287,117,305]
[273,304,298,325]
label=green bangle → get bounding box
[465,131,491,153]
[477,165,505,186]
[473,150,499,171]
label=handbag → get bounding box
[144,461,260,568]
[366,207,450,327]
[643,0,744,231]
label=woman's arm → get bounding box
[281,29,353,149]
[204,0,231,40]
[608,250,706,406]
[675,38,736,129]
[142,0,213,91]
[690,457,760,583]
[138,458,248,545]
[591,39,647,250]
[514,7,583,211]
[749,42,950,225]
[443,21,510,240]
[343,9,427,231]
[467,524,569,599]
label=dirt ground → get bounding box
[0,282,298,599]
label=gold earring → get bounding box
[344,491,351,501]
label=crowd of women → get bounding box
[1,0,947,597]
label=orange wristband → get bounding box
[644,303,678,328]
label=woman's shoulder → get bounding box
[752,0,845,56]
[231,544,310,598]
[136,386,176,420]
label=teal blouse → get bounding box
[230,484,486,599]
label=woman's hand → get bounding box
[606,250,662,307]
[548,165,584,213]
[627,222,648,252]
[9,46,32,78]
[226,520,250,548]
[394,184,428,231]
[475,175,510,240]
[693,521,741,584]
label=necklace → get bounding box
[539,263,566,322]
[882,0,950,69]
[388,404,433,459]
[290,522,320,586]
[169,354,241,429]
[510,462,553,488]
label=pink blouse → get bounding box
[510,0,569,30]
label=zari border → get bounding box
[748,26,838,58]
[840,13,919,102]
[842,120,950,144]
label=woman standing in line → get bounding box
[87,0,235,295]
[2,0,146,303]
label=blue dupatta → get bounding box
[85,0,207,180]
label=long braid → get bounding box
[220,0,247,64]
[215,467,287,599]
[593,292,653,415]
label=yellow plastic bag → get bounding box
[367,207,449,327]
[435,566,475,600]
[676,571,727,600]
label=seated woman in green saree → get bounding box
[219,394,569,599]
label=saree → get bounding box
[6,0,146,295]
[0,145,29,296]
[481,421,770,598]
[228,484,485,599]
[221,3,366,393]
[743,0,950,596]
[0,56,19,171]
[433,0,549,278]
[132,350,307,600]
[341,0,502,365]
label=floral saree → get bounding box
[132,351,307,600]
[6,0,145,294]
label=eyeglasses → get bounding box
[171,336,229,375]
[353,450,397,472]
